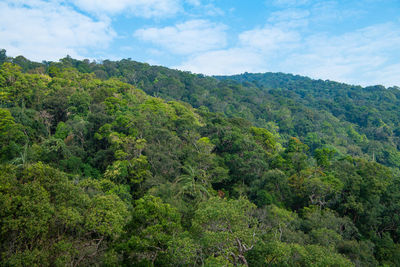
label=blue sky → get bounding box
[0,0,400,86]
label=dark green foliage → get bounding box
[0,49,7,66]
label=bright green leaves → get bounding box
[85,194,128,236]
[121,195,185,265]
[88,78,133,104]
[78,178,132,207]
[250,241,354,267]
[185,136,229,186]
[137,98,202,133]
[301,207,357,241]
[166,232,201,265]
[1,174,53,241]
[104,96,126,115]
[140,97,177,120]
[168,100,203,129]
[47,65,61,78]
[0,163,129,266]
[347,125,368,145]
[174,165,213,201]
[255,204,301,244]
[0,108,14,132]
[248,205,359,266]
[131,195,182,238]
[251,126,281,155]
[68,90,91,116]
[309,228,343,248]
[192,197,258,266]
[0,108,25,162]
[104,155,151,185]
[281,137,310,175]
[54,121,71,140]
[314,147,336,167]
[100,130,152,186]
[32,136,71,164]
[0,63,27,106]
[94,123,112,140]
[204,255,235,266]
[287,137,309,153]
[0,63,50,108]
[0,164,68,265]
[332,158,392,234]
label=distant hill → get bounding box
[31,55,400,169]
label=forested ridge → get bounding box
[1,49,400,266]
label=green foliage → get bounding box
[314,147,336,167]
[0,108,25,162]
[0,163,128,266]
[251,126,281,155]
[119,195,186,265]
[1,52,400,266]
[261,241,353,267]
[192,197,258,265]
[0,49,7,65]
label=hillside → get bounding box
[40,54,400,169]
[1,51,400,266]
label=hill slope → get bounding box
[1,52,400,266]
[42,55,400,169]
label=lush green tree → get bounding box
[0,108,25,162]
[248,240,353,267]
[314,147,336,168]
[119,195,190,265]
[0,163,128,266]
[192,197,258,266]
[0,49,7,65]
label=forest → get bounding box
[1,49,400,266]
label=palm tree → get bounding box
[174,165,210,200]
[11,143,29,168]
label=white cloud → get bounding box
[268,9,310,28]
[369,63,400,87]
[134,20,227,55]
[272,0,311,7]
[185,0,201,6]
[269,9,310,22]
[183,0,225,16]
[239,26,300,52]
[310,1,364,23]
[175,24,300,75]
[202,4,225,16]
[0,0,115,61]
[283,23,400,86]
[176,48,265,75]
[175,20,400,86]
[70,0,182,18]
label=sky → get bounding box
[0,0,400,87]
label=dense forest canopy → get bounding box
[1,49,400,266]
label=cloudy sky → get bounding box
[0,0,399,86]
